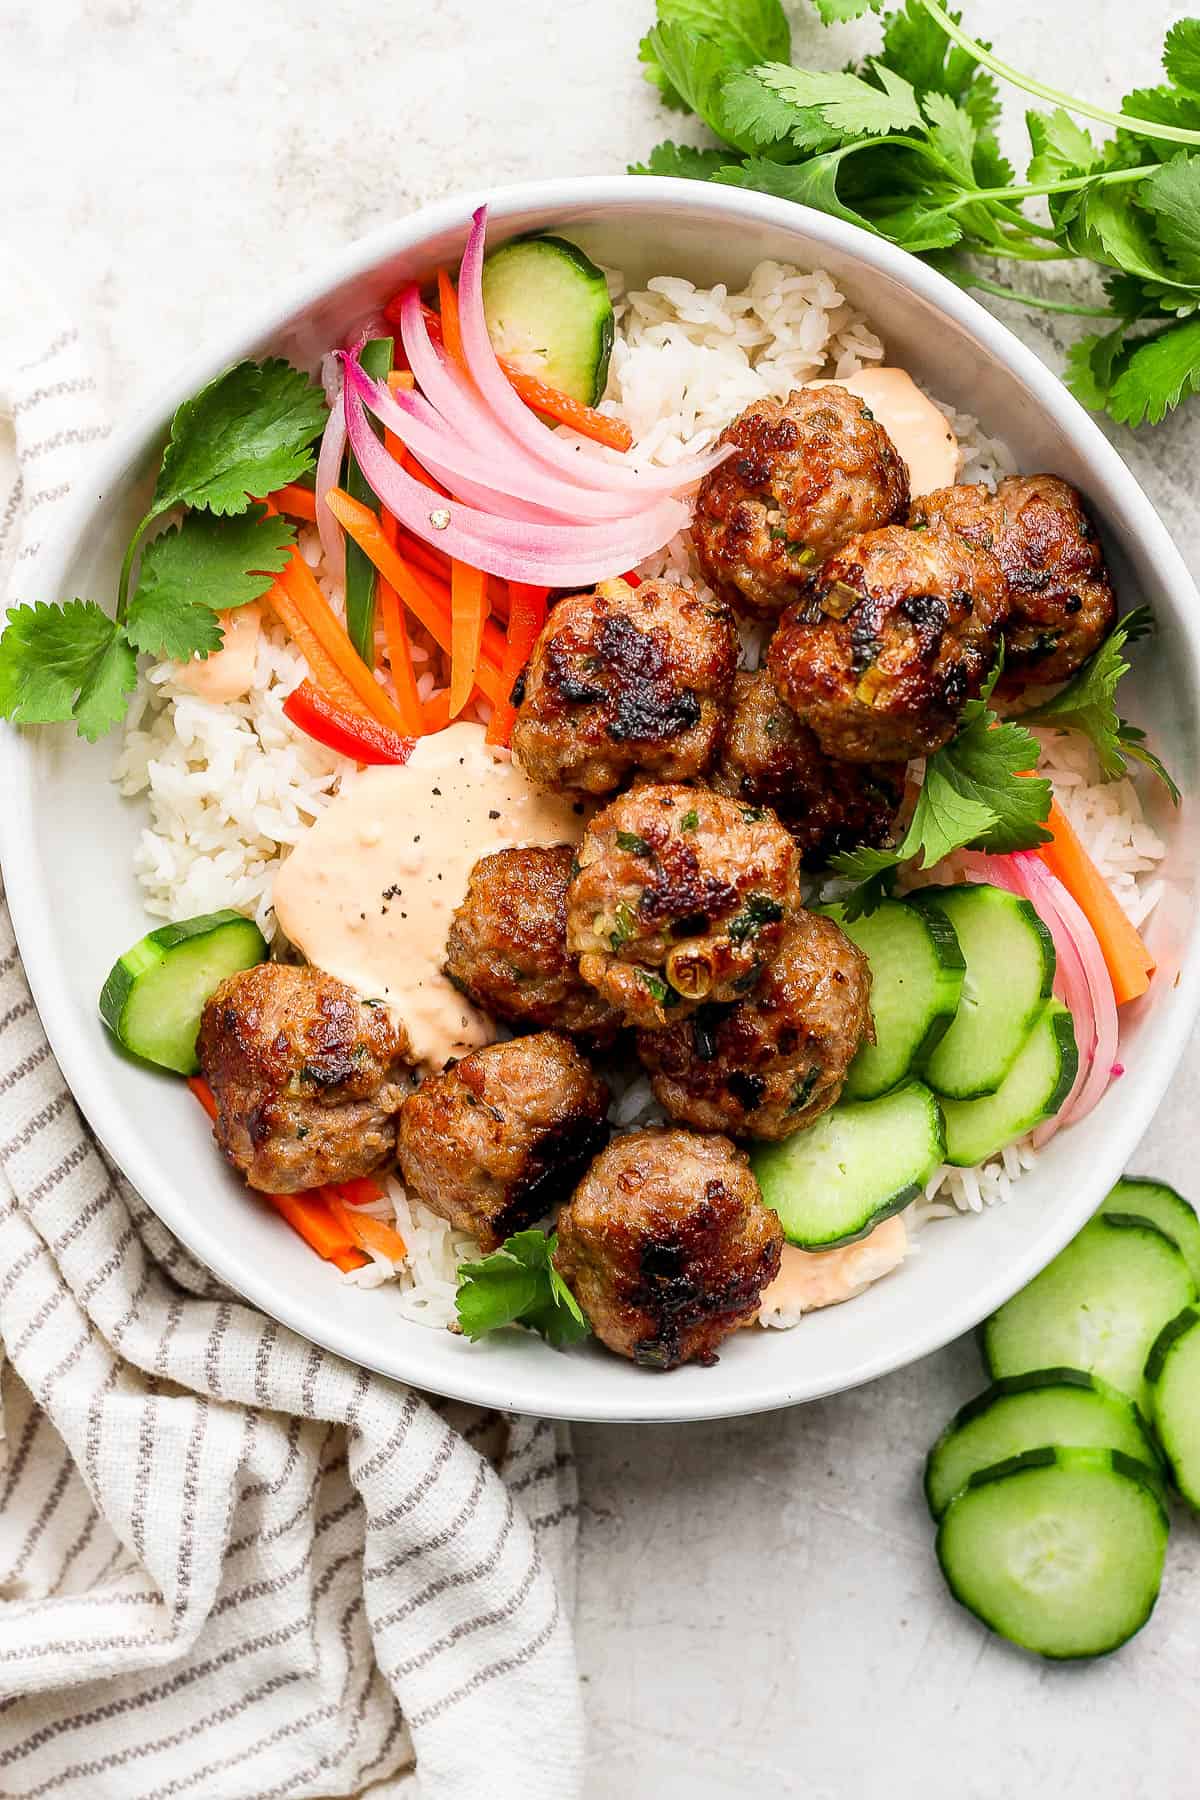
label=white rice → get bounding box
[116,260,1169,1332]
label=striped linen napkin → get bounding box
[0,266,585,1800]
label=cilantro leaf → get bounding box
[1025,107,1099,186]
[877,1,999,136]
[125,507,295,660]
[0,601,137,742]
[629,140,737,179]
[809,0,881,21]
[153,358,327,518]
[755,59,923,137]
[714,151,878,235]
[1120,84,1200,138]
[922,90,976,183]
[1163,17,1200,98]
[1065,324,1129,411]
[642,22,745,142]
[454,1230,589,1349]
[1141,155,1200,283]
[1106,316,1200,426]
[653,0,790,66]
[721,68,842,152]
[1023,606,1179,799]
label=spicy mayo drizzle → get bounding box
[272,722,586,1069]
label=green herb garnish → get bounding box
[637,968,670,1002]
[0,359,326,740]
[728,893,785,942]
[454,1230,590,1349]
[679,807,700,831]
[609,901,637,950]
[632,1,1200,430]
[616,829,654,856]
[1022,606,1179,801]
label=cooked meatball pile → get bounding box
[553,1128,783,1368]
[510,576,738,794]
[566,784,801,1029]
[636,909,872,1140]
[712,669,903,869]
[767,523,1010,762]
[692,385,910,618]
[396,1032,609,1251]
[444,846,620,1046]
[196,963,410,1193]
[910,473,1115,684]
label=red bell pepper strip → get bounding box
[283,680,414,766]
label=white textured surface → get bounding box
[3,1,1198,1793]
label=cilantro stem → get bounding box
[948,271,1117,318]
[918,0,1200,148]
[910,163,1158,233]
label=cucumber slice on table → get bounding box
[752,1082,944,1249]
[1101,1177,1200,1285]
[1146,1306,1200,1509]
[936,1446,1168,1659]
[913,884,1055,1099]
[99,911,268,1076]
[481,235,614,406]
[924,1368,1161,1519]
[982,1214,1197,1414]
[827,899,965,1102]
[940,1001,1077,1167]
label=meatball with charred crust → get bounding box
[712,669,903,870]
[444,846,620,1046]
[910,474,1115,686]
[692,385,910,619]
[767,523,1010,763]
[396,1032,609,1250]
[567,784,801,1030]
[636,909,872,1139]
[553,1128,783,1368]
[197,963,410,1193]
[510,576,737,795]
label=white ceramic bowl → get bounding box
[5,177,1200,1423]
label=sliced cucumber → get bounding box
[827,899,965,1101]
[751,1082,944,1249]
[914,884,1055,1099]
[99,911,268,1076]
[481,234,614,406]
[1146,1307,1200,1509]
[924,1368,1160,1519]
[940,1001,1077,1167]
[936,1446,1168,1659]
[1101,1177,1200,1286]
[983,1214,1197,1413]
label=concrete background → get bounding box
[3,3,1197,1793]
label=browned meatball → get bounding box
[712,669,903,870]
[636,910,872,1139]
[510,576,737,795]
[566,784,801,1030]
[443,846,620,1046]
[767,524,1010,762]
[396,1032,609,1250]
[910,474,1116,685]
[553,1128,782,1368]
[692,386,910,619]
[196,962,410,1193]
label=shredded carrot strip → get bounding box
[436,268,468,373]
[1037,800,1154,1005]
[500,366,632,451]
[188,1075,218,1120]
[450,561,488,717]
[486,582,548,747]
[267,483,318,522]
[323,489,506,705]
[334,1176,387,1207]
[276,547,414,738]
[326,1190,408,1263]
[422,688,453,732]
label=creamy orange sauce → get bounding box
[758,1214,909,1322]
[816,368,959,496]
[272,722,587,1070]
[175,602,262,702]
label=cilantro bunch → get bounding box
[454,1230,590,1348]
[0,360,327,739]
[633,0,1200,428]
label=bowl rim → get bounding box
[5,173,1200,1423]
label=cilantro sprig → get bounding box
[830,651,1053,917]
[454,1230,590,1349]
[632,0,1200,428]
[0,358,326,741]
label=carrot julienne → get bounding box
[267,483,319,522]
[450,560,488,717]
[436,267,468,373]
[325,1191,408,1263]
[1036,800,1153,1005]
[276,546,414,739]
